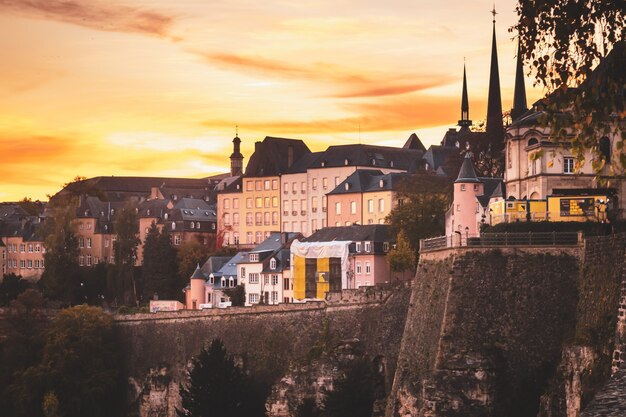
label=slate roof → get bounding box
[304,224,392,243]
[190,265,205,280]
[479,178,504,199]
[137,199,170,218]
[249,232,299,253]
[423,145,461,173]
[245,137,311,177]
[308,144,424,171]
[285,151,325,174]
[53,176,217,203]
[328,170,415,195]
[261,248,291,274]
[200,256,231,277]
[0,205,30,220]
[403,133,427,152]
[455,154,481,183]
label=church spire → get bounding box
[486,5,504,145]
[511,40,528,122]
[458,63,472,130]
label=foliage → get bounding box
[385,174,452,257]
[178,338,265,417]
[513,2,626,173]
[10,305,120,417]
[0,290,48,417]
[81,262,110,305]
[223,285,246,307]
[386,230,416,278]
[295,398,321,417]
[142,222,179,300]
[108,204,140,306]
[177,240,209,291]
[40,205,82,305]
[17,197,42,216]
[322,359,376,417]
[0,273,31,306]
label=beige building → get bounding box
[0,205,46,280]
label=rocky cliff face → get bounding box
[112,234,626,417]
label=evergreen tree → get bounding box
[107,204,140,306]
[177,240,209,292]
[178,339,264,417]
[322,359,376,417]
[40,205,81,304]
[143,223,179,300]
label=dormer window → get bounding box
[196,222,200,229]
[379,179,384,188]
[390,161,394,167]
[364,242,371,252]
[344,183,350,191]
[344,158,349,165]
[221,278,226,287]
[270,258,277,270]
[190,222,195,229]
[172,222,176,230]
[355,242,362,252]
[164,213,168,219]
[249,253,259,262]
[321,161,326,167]
[527,138,538,147]
[110,209,115,215]
[229,278,234,287]
[146,209,151,216]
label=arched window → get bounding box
[196,222,200,229]
[172,222,176,230]
[527,138,538,147]
[600,136,611,163]
[270,258,276,270]
[190,222,195,229]
[221,278,226,287]
[229,278,234,287]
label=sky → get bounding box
[0,0,544,201]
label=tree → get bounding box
[386,230,415,280]
[177,240,209,292]
[385,174,452,257]
[9,305,120,417]
[0,273,30,306]
[142,223,179,300]
[322,359,376,417]
[0,290,48,417]
[178,338,265,417]
[513,2,626,173]
[40,205,82,304]
[107,204,140,306]
[223,285,246,307]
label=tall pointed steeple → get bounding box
[458,63,472,131]
[511,40,528,122]
[486,6,504,146]
[230,126,244,177]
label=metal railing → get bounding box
[420,231,582,252]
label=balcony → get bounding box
[292,211,298,216]
[301,190,306,194]
[312,208,317,212]
[322,207,327,212]
[283,211,289,216]
[301,211,307,216]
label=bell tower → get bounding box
[230,126,244,177]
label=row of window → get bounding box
[223,212,279,227]
[78,237,92,248]
[6,243,44,253]
[355,261,372,275]
[241,197,280,209]
[78,222,93,230]
[248,292,279,304]
[246,179,279,192]
[6,259,45,269]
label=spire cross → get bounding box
[235,124,238,136]
[491,4,497,23]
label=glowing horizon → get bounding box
[0,0,543,201]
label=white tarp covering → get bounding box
[290,239,352,289]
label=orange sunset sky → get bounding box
[0,0,543,201]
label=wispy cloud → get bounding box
[200,52,452,98]
[202,95,475,135]
[0,0,176,38]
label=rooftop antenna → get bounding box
[235,124,238,137]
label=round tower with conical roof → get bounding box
[187,264,206,310]
[452,153,484,237]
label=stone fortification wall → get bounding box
[113,285,411,417]
[387,246,583,417]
